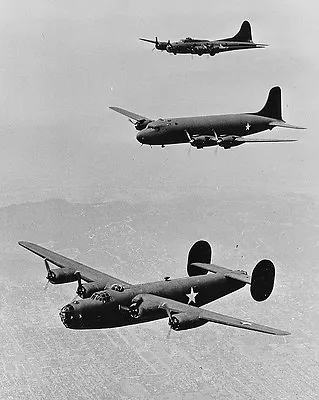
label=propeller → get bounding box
[166,40,174,52]
[75,271,86,298]
[185,130,195,146]
[211,129,219,143]
[161,302,176,339]
[212,130,226,148]
[152,37,158,51]
[128,118,142,130]
[44,259,54,289]
[128,118,138,128]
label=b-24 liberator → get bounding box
[110,86,304,149]
[19,240,289,336]
[140,21,267,57]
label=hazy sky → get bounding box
[0,0,317,205]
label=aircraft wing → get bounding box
[139,38,157,44]
[157,296,290,336]
[18,241,130,286]
[109,107,151,122]
[234,137,297,143]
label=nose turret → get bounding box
[60,304,80,328]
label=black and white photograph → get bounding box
[0,1,318,399]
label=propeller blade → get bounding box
[44,280,50,291]
[44,258,55,282]
[184,130,192,142]
[211,129,218,141]
[161,302,173,320]
[44,259,50,274]
[71,294,79,303]
[166,325,173,340]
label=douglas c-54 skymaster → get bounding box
[110,86,304,149]
[19,240,289,335]
[140,21,267,57]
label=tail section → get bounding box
[255,86,283,121]
[187,240,211,276]
[227,20,252,42]
[250,260,275,302]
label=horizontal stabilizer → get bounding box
[191,262,251,284]
[109,107,150,122]
[269,121,306,130]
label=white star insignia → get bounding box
[186,287,198,304]
[245,122,251,131]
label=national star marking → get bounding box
[186,287,198,304]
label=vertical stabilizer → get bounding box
[187,240,211,277]
[255,86,283,121]
[227,21,252,42]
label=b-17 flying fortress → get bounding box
[140,21,267,57]
[110,86,304,149]
[19,240,289,336]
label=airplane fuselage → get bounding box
[136,113,276,148]
[167,40,264,55]
[60,272,245,329]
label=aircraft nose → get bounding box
[136,131,145,144]
[59,303,82,328]
[136,129,154,144]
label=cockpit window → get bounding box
[91,291,111,303]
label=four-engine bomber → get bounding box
[140,21,267,57]
[19,240,289,336]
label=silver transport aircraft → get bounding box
[110,87,305,149]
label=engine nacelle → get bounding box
[169,312,208,331]
[47,267,78,284]
[135,119,152,131]
[129,294,159,319]
[193,45,209,56]
[218,136,243,149]
[77,281,107,299]
[191,135,217,149]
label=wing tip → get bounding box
[18,241,30,247]
[276,330,291,336]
